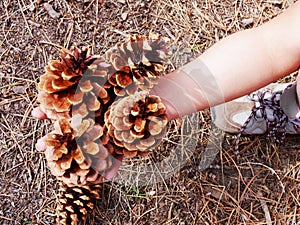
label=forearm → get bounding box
[201,0,300,101]
[152,1,300,120]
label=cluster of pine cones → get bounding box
[37,34,171,225]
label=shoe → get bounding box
[211,82,300,143]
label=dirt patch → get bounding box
[0,0,299,224]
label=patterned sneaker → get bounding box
[211,82,300,144]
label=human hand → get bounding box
[31,106,123,181]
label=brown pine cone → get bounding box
[105,91,168,158]
[105,33,170,96]
[44,117,113,187]
[37,46,110,120]
[56,182,101,225]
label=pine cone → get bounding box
[38,46,110,120]
[105,91,168,157]
[106,33,170,96]
[56,182,101,225]
[37,35,171,224]
[44,116,113,186]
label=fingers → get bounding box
[103,155,123,181]
[36,136,47,152]
[32,107,48,152]
[31,107,48,120]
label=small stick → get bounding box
[241,162,285,193]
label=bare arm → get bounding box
[152,1,300,120]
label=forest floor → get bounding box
[0,0,299,224]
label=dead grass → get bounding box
[0,0,299,224]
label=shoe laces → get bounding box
[235,84,298,155]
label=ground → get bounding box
[0,0,299,225]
